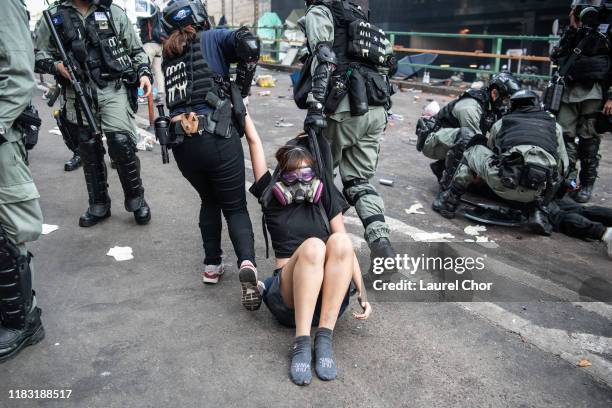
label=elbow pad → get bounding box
[312,42,337,103]
[235,27,261,98]
[35,58,58,75]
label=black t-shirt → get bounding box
[250,171,348,259]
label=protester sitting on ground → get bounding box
[244,113,372,386]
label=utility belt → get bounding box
[0,105,42,150]
[169,112,237,146]
[495,152,555,192]
[325,64,393,116]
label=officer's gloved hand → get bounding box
[304,102,327,134]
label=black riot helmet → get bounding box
[488,72,521,100]
[509,90,541,111]
[571,0,607,26]
[162,0,210,34]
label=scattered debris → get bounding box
[136,129,157,151]
[106,246,134,262]
[100,371,112,377]
[577,359,592,368]
[49,129,62,136]
[41,224,59,235]
[414,232,455,242]
[405,203,426,215]
[379,178,394,187]
[258,90,272,97]
[256,75,276,88]
[388,113,404,121]
[423,101,440,117]
[464,225,487,236]
[274,119,295,128]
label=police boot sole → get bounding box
[78,211,111,228]
[239,268,262,311]
[0,325,45,364]
[134,212,151,226]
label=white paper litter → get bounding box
[41,224,59,235]
[405,203,426,215]
[464,225,487,236]
[106,246,134,261]
[49,130,62,136]
[413,232,454,242]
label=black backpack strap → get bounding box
[558,34,593,78]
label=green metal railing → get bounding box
[236,25,560,81]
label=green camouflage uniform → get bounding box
[34,1,149,144]
[305,4,391,244]
[422,97,484,161]
[452,117,568,203]
[0,0,43,252]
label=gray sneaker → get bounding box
[202,263,225,284]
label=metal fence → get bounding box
[247,25,560,81]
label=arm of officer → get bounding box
[34,13,60,76]
[487,120,502,150]
[115,5,152,94]
[305,5,336,105]
[453,99,484,135]
[0,2,35,132]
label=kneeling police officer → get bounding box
[432,91,569,235]
[35,0,153,227]
[416,72,521,188]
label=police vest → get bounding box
[312,0,388,69]
[564,26,612,82]
[496,109,558,159]
[51,4,132,88]
[162,31,224,111]
[435,89,494,134]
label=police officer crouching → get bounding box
[432,91,569,235]
[35,0,153,227]
[416,72,521,189]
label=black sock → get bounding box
[314,328,337,381]
[290,336,312,386]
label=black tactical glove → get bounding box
[304,102,327,134]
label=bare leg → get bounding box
[279,238,326,336]
[318,233,354,330]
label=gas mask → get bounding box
[272,167,324,206]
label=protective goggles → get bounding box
[281,167,316,185]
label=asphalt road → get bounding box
[1,70,611,408]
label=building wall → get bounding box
[205,0,271,26]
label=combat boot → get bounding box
[432,186,464,219]
[573,138,600,203]
[526,208,553,236]
[64,152,82,172]
[0,244,44,362]
[368,237,397,278]
[0,307,45,363]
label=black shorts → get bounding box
[262,268,351,328]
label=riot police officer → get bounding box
[551,0,612,203]
[0,0,45,362]
[433,91,569,235]
[416,72,521,189]
[35,0,153,227]
[300,0,398,263]
[160,0,262,309]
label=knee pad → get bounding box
[79,137,106,163]
[106,133,137,164]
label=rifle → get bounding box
[43,10,102,139]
